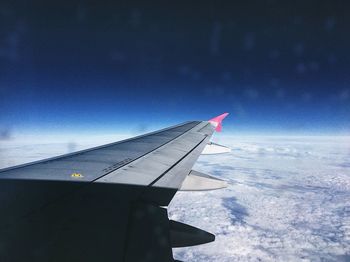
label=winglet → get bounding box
[208,112,229,132]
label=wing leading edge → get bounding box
[0,114,229,262]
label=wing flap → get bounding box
[202,142,231,155]
[179,170,227,191]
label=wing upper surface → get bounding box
[0,118,224,262]
[0,121,205,183]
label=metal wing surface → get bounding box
[0,114,229,262]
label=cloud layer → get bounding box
[169,136,350,261]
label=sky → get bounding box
[0,1,349,138]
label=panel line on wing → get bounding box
[0,121,200,174]
[95,124,210,187]
[91,123,204,184]
[147,135,208,187]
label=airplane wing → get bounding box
[0,113,229,262]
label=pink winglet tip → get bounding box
[209,112,229,132]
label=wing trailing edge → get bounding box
[180,170,227,191]
[202,142,231,155]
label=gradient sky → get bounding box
[1,1,349,137]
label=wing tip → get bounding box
[208,112,229,132]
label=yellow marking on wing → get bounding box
[71,173,84,178]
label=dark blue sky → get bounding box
[1,1,349,136]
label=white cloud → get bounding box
[169,136,350,261]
